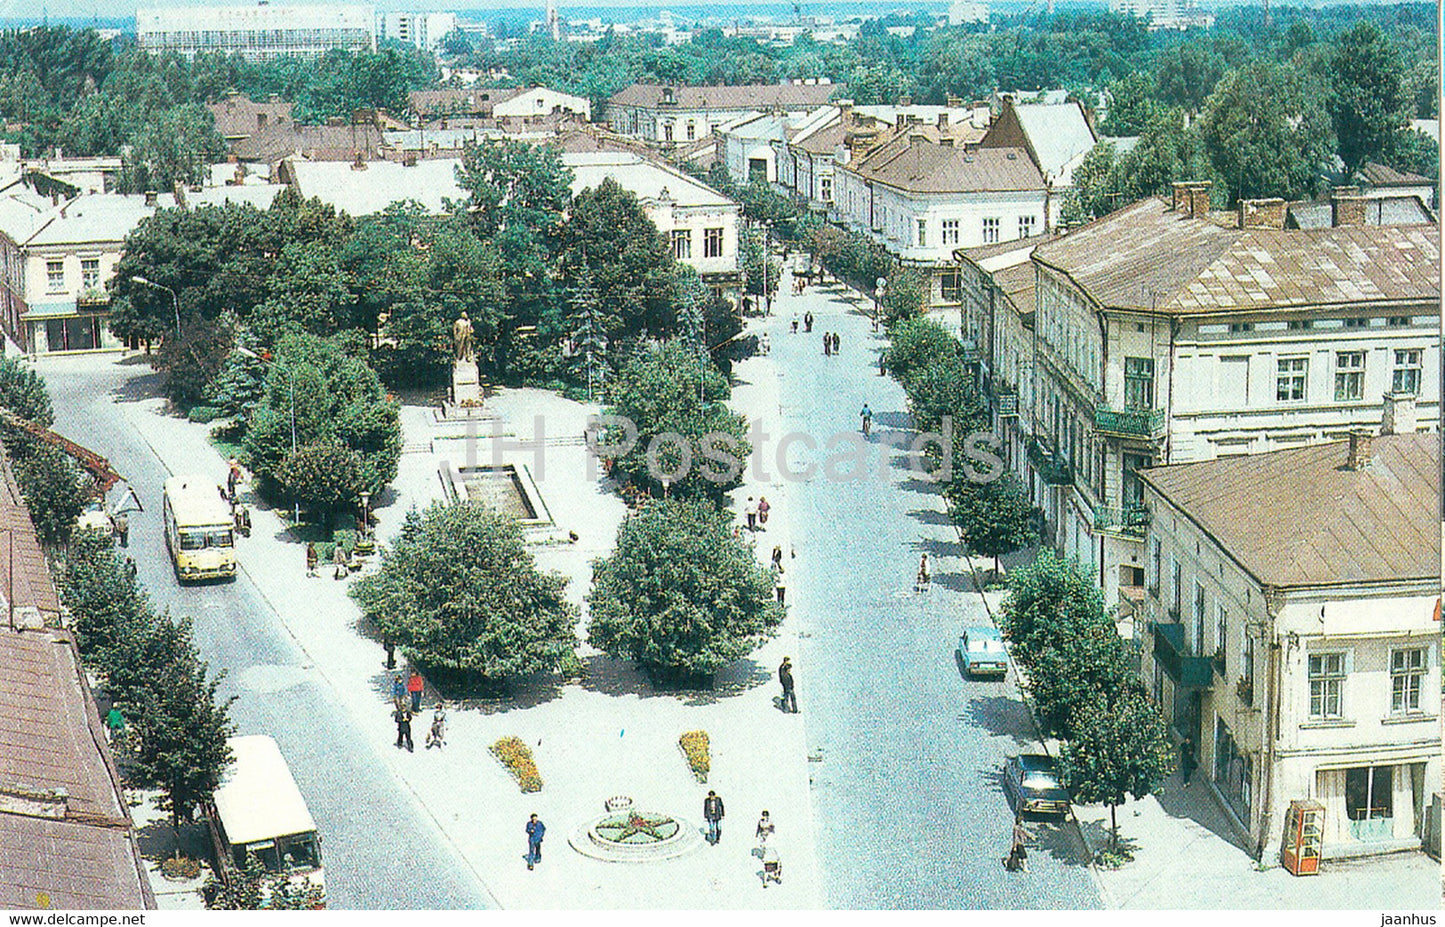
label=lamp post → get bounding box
[130,275,181,338]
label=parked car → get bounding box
[957,626,1008,678]
[1003,754,1071,816]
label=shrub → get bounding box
[679,730,709,782]
[187,405,224,424]
[491,736,543,792]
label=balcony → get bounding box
[958,337,980,362]
[1151,622,1213,689]
[1026,436,1072,485]
[1093,504,1151,538]
[997,390,1019,418]
[76,287,110,308]
[1094,405,1166,440]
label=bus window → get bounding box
[207,529,234,548]
[243,840,282,872]
[282,837,319,871]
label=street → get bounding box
[767,277,1102,909]
[41,354,494,910]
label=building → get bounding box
[0,449,155,909]
[605,82,837,144]
[1109,0,1214,29]
[1137,430,1439,862]
[376,11,457,53]
[978,96,1098,196]
[1001,185,1439,609]
[407,86,591,126]
[137,4,376,60]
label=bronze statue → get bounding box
[452,312,474,362]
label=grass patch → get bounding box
[679,730,710,783]
[1094,847,1135,869]
[491,736,543,792]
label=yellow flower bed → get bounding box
[491,736,543,793]
[679,730,710,782]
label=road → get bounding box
[768,281,1102,909]
[40,353,493,910]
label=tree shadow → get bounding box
[109,369,166,405]
[873,410,913,430]
[933,571,975,593]
[958,694,1038,747]
[905,508,953,526]
[1073,816,1143,861]
[576,652,662,700]
[676,658,772,706]
[1153,777,1253,853]
[574,652,772,706]
[135,817,211,864]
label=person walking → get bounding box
[760,332,771,355]
[383,635,396,670]
[425,703,447,749]
[778,657,798,713]
[391,674,406,711]
[305,542,319,577]
[755,810,776,848]
[773,563,786,605]
[757,496,770,527]
[745,497,758,532]
[112,511,129,548]
[407,669,425,713]
[1181,736,1198,785]
[526,814,546,870]
[804,311,813,332]
[227,459,242,499]
[393,706,413,752]
[771,545,784,572]
[832,332,840,354]
[104,705,125,745]
[703,790,725,845]
[332,542,348,580]
[1006,815,1033,872]
[915,552,931,592]
[790,312,799,334]
[124,557,137,581]
[823,332,831,356]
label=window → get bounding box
[1229,322,1253,334]
[671,229,691,260]
[1170,557,1182,616]
[1308,652,1346,719]
[80,257,100,289]
[1345,766,1394,829]
[1343,317,1367,329]
[1390,648,1426,715]
[1148,537,1161,594]
[982,217,1000,244]
[1018,214,1036,238]
[942,219,960,245]
[1124,357,1154,409]
[1392,348,1422,396]
[1287,319,1311,331]
[1215,604,1227,662]
[916,218,927,247]
[1243,630,1255,686]
[703,227,723,258]
[46,259,64,292]
[1276,357,1307,402]
[663,122,673,142]
[1192,582,1205,652]
[820,177,832,202]
[1388,316,1410,327]
[940,272,962,302]
[1333,351,1365,401]
[685,121,695,141]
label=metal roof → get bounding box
[844,141,1043,195]
[1139,433,1439,589]
[608,83,838,110]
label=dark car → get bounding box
[957,626,1008,678]
[1003,754,1071,816]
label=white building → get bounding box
[137,4,376,60]
[376,11,457,53]
[1138,430,1439,862]
[606,82,836,144]
[948,0,989,24]
[978,96,1098,195]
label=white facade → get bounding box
[137,4,376,60]
[492,88,592,122]
[377,12,457,53]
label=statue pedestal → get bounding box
[453,358,481,405]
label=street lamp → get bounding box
[130,275,181,338]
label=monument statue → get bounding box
[452,312,474,362]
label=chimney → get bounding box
[1331,186,1366,227]
[257,112,268,129]
[939,137,955,148]
[946,95,963,108]
[403,152,417,167]
[1381,391,1418,435]
[1187,182,1211,218]
[1345,430,1373,470]
[1237,197,1287,230]
[143,190,157,207]
[896,114,905,130]
[1171,182,1191,212]
[897,95,912,107]
[937,112,949,128]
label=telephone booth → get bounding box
[1281,799,1325,876]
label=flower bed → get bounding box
[678,730,709,782]
[491,736,543,792]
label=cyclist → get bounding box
[860,403,873,436]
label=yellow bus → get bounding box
[162,475,236,583]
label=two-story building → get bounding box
[1020,184,1439,608]
[605,82,837,144]
[1137,429,1439,863]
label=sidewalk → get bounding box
[96,354,821,907]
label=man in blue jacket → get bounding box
[526,814,546,870]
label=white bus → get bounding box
[209,735,325,901]
[162,475,236,582]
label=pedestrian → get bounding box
[227,459,241,499]
[407,669,425,713]
[332,542,348,580]
[425,703,447,749]
[760,332,771,355]
[1006,815,1033,872]
[778,657,798,713]
[393,706,413,752]
[790,312,799,334]
[916,552,931,592]
[745,497,758,531]
[823,332,831,356]
[390,674,405,710]
[832,332,840,354]
[755,810,775,848]
[774,571,786,605]
[804,311,813,332]
[112,511,129,548]
[103,705,125,745]
[771,544,784,572]
[383,636,396,670]
[526,814,546,870]
[124,557,137,581]
[703,790,725,845]
[1181,736,1198,784]
[757,496,770,526]
[305,542,318,577]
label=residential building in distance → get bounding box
[407,86,591,125]
[993,183,1438,609]
[605,81,837,144]
[1137,430,1438,863]
[0,450,155,910]
[1109,0,1215,29]
[137,4,376,60]
[376,11,457,53]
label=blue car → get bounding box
[957,626,1008,678]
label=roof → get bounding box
[992,261,1038,318]
[407,87,526,118]
[608,82,838,111]
[213,736,315,845]
[207,95,294,140]
[844,140,1044,195]
[164,475,237,526]
[793,120,845,156]
[0,454,60,618]
[1361,161,1431,186]
[24,186,283,248]
[1011,103,1096,184]
[226,123,384,165]
[284,158,464,215]
[1032,196,1440,314]
[1287,195,1435,230]
[0,190,58,245]
[563,152,735,209]
[1139,433,1439,588]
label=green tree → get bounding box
[882,316,959,389]
[275,443,365,522]
[114,103,227,194]
[1153,43,1226,116]
[903,356,987,437]
[603,341,751,500]
[881,267,927,324]
[14,445,91,547]
[250,239,358,339]
[204,855,325,910]
[0,354,54,424]
[351,502,578,682]
[1102,71,1156,135]
[1385,128,1440,183]
[587,498,784,683]
[998,551,1111,668]
[945,472,1038,573]
[1059,692,1176,853]
[1328,21,1410,181]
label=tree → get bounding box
[997,551,1111,668]
[14,445,91,547]
[275,443,365,522]
[351,502,578,682]
[1059,692,1176,854]
[903,356,987,437]
[587,498,784,683]
[946,472,1038,573]
[603,340,751,500]
[1153,42,1225,116]
[204,855,325,910]
[1385,128,1440,184]
[1102,71,1156,135]
[882,316,959,390]
[249,238,358,339]
[0,354,54,424]
[880,267,927,324]
[1328,22,1410,181]
[115,103,226,194]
